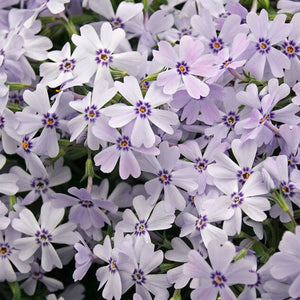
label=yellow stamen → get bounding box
[1,248,7,254]
[140,107,146,113]
[161,175,166,181]
[121,141,127,147]
[214,42,220,48]
[260,43,266,49]
[287,46,294,53]
[22,142,28,149]
[47,118,53,125]
[215,276,221,283]
[101,54,108,60]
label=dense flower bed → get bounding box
[1,0,300,299]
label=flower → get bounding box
[103,76,178,148]
[244,9,291,80]
[51,186,117,233]
[12,202,78,272]
[153,35,217,98]
[269,226,300,298]
[183,240,257,299]
[71,22,142,84]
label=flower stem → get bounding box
[251,0,258,12]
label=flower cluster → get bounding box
[0,0,300,299]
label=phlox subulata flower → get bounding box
[103,76,178,148]
[153,35,217,99]
[12,202,78,272]
[71,22,142,85]
[183,240,257,299]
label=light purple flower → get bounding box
[68,80,117,150]
[73,233,96,282]
[52,186,117,232]
[207,139,261,186]
[18,262,64,296]
[15,84,72,158]
[93,235,122,300]
[153,35,217,99]
[103,76,178,148]
[40,42,76,88]
[178,139,228,194]
[214,172,270,236]
[183,240,257,299]
[0,227,31,282]
[71,22,142,84]
[88,0,143,32]
[179,195,230,248]
[245,9,291,80]
[269,226,300,299]
[93,122,159,179]
[12,202,78,272]
[10,158,71,206]
[140,141,198,212]
[117,237,170,300]
[116,195,175,249]
[191,11,248,55]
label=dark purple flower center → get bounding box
[256,38,271,54]
[209,37,224,53]
[9,93,24,106]
[134,220,148,235]
[42,113,59,129]
[178,27,192,39]
[59,58,76,73]
[281,181,295,198]
[218,12,231,19]
[176,61,190,75]
[31,177,49,194]
[0,243,11,259]
[21,136,33,153]
[84,104,100,122]
[31,271,43,280]
[195,214,208,230]
[282,40,300,58]
[188,195,196,207]
[222,111,239,128]
[220,57,233,69]
[211,270,227,288]
[109,17,124,29]
[258,111,274,124]
[158,169,172,185]
[95,48,113,66]
[132,268,146,285]
[35,228,52,246]
[237,167,253,184]
[288,153,297,169]
[140,79,150,91]
[117,136,131,151]
[231,191,244,207]
[194,157,208,173]
[135,100,151,118]
[79,199,94,208]
[108,257,118,273]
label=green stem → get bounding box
[287,210,297,233]
[9,195,16,211]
